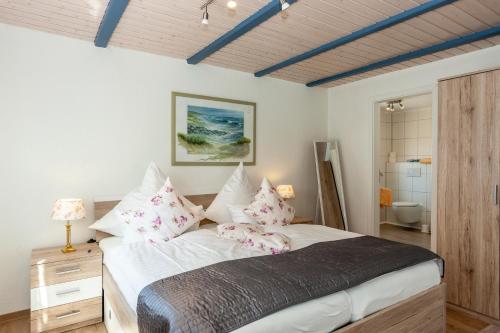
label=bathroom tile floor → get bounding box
[379,223,430,249]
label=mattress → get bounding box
[100,224,440,332]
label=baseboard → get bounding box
[381,221,425,232]
[447,303,500,327]
[0,309,29,324]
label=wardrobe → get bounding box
[437,68,500,319]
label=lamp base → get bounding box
[61,245,76,253]
[61,221,76,254]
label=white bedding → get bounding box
[100,224,440,332]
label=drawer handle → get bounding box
[55,287,80,296]
[56,310,81,320]
[55,266,81,275]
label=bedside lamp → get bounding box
[277,185,295,200]
[51,199,86,253]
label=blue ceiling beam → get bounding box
[255,0,457,77]
[94,0,129,48]
[187,0,297,65]
[306,25,500,87]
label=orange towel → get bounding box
[380,187,392,208]
[420,158,432,164]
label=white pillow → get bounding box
[139,161,166,196]
[205,162,255,224]
[243,177,295,226]
[89,162,202,236]
[120,178,200,244]
[227,204,257,224]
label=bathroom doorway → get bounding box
[375,93,433,249]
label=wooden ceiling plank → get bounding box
[306,25,500,87]
[254,0,456,77]
[186,0,298,65]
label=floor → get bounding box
[1,308,498,333]
[379,223,431,249]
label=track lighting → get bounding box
[385,99,404,112]
[227,0,237,9]
[280,0,290,11]
[202,6,209,25]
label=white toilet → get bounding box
[392,202,423,224]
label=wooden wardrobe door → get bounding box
[437,70,500,319]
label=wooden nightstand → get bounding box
[290,216,314,225]
[30,243,103,333]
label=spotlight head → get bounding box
[280,0,290,11]
[227,0,237,9]
[399,102,404,110]
[202,9,209,25]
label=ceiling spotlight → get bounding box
[201,7,209,25]
[399,101,405,110]
[227,0,237,9]
[280,0,290,11]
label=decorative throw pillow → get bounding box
[205,162,255,224]
[89,162,202,236]
[242,232,291,255]
[226,204,258,224]
[217,223,263,243]
[243,178,295,226]
[120,178,200,244]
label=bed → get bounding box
[94,195,446,333]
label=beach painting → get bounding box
[172,92,256,165]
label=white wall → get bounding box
[328,45,500,240]
[0,23,327,314]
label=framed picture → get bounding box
[172,92,256,166]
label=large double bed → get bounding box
[95,195,445,333]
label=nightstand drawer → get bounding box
[31,276,102,311]
[31,257,102,288]
[31,297,102,333]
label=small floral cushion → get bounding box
[242,232,291,255]
[217,223,263,242]
[243,178,295,226]
[119,177,199,244]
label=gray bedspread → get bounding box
[137,235,442,333]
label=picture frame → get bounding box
[171,92,256,166]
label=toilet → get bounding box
[392,201,423,224]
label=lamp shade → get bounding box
[277,185,295,199]
[51,199,86,221]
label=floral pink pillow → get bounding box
[119,177,199,244]
[243,178,295,226]
[217,223,290,255]
[217,223,263,242]
[242,232,291,255]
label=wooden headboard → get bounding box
[94,193,217,241]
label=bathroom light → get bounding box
[399,101,405,110]
[227,0,237,9]
[202,7,209,25]
[280,0,290,11]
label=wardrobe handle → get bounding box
[494,185,498,206]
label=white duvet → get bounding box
[101,224,440,333]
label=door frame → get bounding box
[370,84,438,252]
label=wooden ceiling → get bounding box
[1,0,499,88]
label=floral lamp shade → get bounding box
[51,199,86,221]
[276,185,295,199]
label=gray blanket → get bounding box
[137,236,442,333]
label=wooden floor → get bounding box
[1,307,499,333]
[379,223,431,249]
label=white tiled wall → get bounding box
[379,106,432,230]
[384,162,432,228]
[391,107,432,162]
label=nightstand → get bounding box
[290,216,314,225]
[30,243,102,333]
